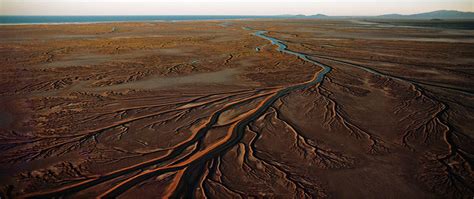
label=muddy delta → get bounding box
[0,20,473,198]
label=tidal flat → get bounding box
[0,19,473,198]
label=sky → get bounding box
[1,0,473,16]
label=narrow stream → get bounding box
[158,28,336,197]
[251,28,332,86]
[105,28,336,198]
[25,27,335,198]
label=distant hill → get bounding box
[309,14,328,18]
[282,10,474,20]
[276,14,328,19]
[377,10,474,19]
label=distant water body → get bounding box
[0,15,273,24]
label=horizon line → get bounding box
[0,9,472,17]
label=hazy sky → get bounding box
[1,0,473,16]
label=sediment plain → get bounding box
[0,19,473,198]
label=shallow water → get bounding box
[253,30,331,84]
[0,16,273,25]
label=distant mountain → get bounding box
[377,14,404,18]
[278,10,474,20]
[309,14,328,18]
[276,14,328,19]
[377,10,474,19]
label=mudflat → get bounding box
[0,19,473,198]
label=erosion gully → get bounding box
[24,27,332,198]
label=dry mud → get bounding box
[0,20,473,198]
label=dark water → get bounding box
[0,15,273,24]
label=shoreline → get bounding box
[0,16,274,26]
